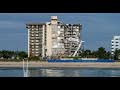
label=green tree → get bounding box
[97,47,106,59]
[2,50,11,59]
[80,49,92,58]
[91,51,98,58]
[106,51,111,59]
[18,51,28,59]
[114,49,120,60]
[0,51,3,58]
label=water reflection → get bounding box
[30,68,64,77]
[110,70,120,77]
[0,68,23,77]
[0,68,120,77]
[29,68,120,77]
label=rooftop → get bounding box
[26,23,45,26]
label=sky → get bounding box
[0,13,120,52]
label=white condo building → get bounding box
[111,36,120,55]
[26,16,83,58]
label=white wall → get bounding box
[111,36,120,54]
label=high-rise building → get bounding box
[111,36,120,55]
[26,16,83,58]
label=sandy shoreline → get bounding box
[0,61,120,68]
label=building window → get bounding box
[111,42,114,43]
[116,42,119,43]
[39,25,43,28]
[36,49,39,50]
[36,31,39,33]
[31,40,34,42]
[31,32,34,34]
[31,34,34,36]
[31,37,34,39]
[36,40,39,42]
[115,45,118,46]
[31,43,34,45]
[36,46,39,48]
[36,35,38,36]
[36,43,39,45]
[35,54,39,56]
[58,26,60,28]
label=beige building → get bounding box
[26,16,82,58]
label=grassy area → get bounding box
[0,59,22,62]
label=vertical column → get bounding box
[28,29,30,57]
[42,25,45,57]
[46,22,52,57]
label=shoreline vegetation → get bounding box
[0,61,120,68]
[0,47,120,61]
[0,47,120,69]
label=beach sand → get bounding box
[0,61,120,68]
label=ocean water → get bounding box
[0,67,120,77]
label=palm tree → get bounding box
[114,49,120,60]
[97,47,106,59]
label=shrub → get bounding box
[28,56,40,61]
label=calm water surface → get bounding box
[0,67,120,77]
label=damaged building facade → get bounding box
[26,16,83,58]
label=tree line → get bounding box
[0,50,28,60]
[80,47,111,59]
[80,47,120,60]
[0,47,120,61]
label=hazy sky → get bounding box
[0,13,120,52]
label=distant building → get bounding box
[26,16,83,58]
[111,36,120,55]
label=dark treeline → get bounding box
[80,47,120,60]
[0,50,28,60]
[0,47,120,61]
[114,49,120,60]
[80,47,111,59]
